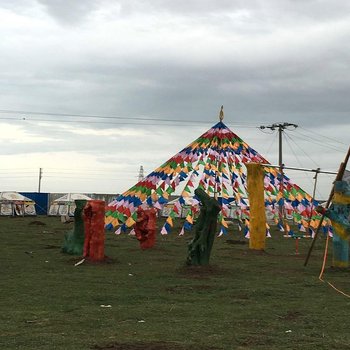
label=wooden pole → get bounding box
[246,163,267,250]
[304,146,350,267]
[83,200,106,262]
[305,168,320,234]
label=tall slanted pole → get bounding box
[306,168,320,233]
[304,146,350,267]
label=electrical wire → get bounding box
[0,109,209,124]
[43,175,134,181]
[299,126,348,147]
[284,132,323,198]
[0,175,37,178]
[292,133,346,154]
[0,116,261,129]
[283,132,320,168]
[0,171,38,174]
[261,131,278,159]
[0,117,203,127]
[44,170,136,175]
[0,109,259,128]
[293,129,347,153]
[257,126,277,135]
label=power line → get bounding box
[0,176,37,179]
[0,116,260,128]
[294,128,347,150]
[44,176,133,180]
[292,130,346,153]
[0,117,201,127]
[299,126,348,147]
[284,133,324,198]
[0,108,256,128]
[0,109,261,128]
[0,109,207,124]
[0,167,144,175]
[258,131,278,159]
[283,132,320,168]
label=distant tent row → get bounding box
[0,192,96,216]
[48,193,92,216]
[0,192,36,216]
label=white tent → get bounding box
[161,197,198,218]
[0,191,36,216]
[48,193,92,216]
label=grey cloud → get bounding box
[0,0,349,196]
[36,0,101,24]
[36,0,350,24]
[99,0,350,22]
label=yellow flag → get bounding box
[125,216,136,227]
[163,191,169,199]
[112,218,120,227]
[186,215,193,224]
[105,216,113,225]
[221,219,228,228]
[166,216,173,227]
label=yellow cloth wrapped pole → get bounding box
[246,163,266,250]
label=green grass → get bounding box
[1,216,350,349]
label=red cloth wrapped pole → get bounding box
[140,207,157,250]
[83,200,105,261]
[135,206,148,242]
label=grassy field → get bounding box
[1,216,350,350]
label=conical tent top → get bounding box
[105,115,323,238]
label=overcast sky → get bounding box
[0,0,349,200]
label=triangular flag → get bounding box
[129,228,136,236]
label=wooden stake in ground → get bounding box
[246,163,267,250]
[186,188,221,265]
[61,199,87,255]
[83,200,106,262]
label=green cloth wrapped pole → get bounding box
[61,199,87,255]
[187,188,221,265]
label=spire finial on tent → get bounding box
[219,105,224,121]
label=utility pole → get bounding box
[259,122,298,221]
[38,167,42,193]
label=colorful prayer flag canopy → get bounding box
[105,120,323,235]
